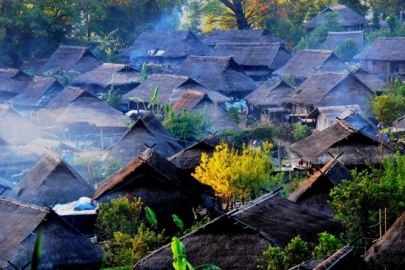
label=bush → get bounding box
[293,123,311,141]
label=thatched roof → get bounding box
[21,138,78,157]
[10,76,64,110]
[13,150,94,206]
[0,137,38,166]
[202,29,287,47]
[0,104,41,146]
[104,112,183,165]
[304,5,368,29]
[322,31,364,49]
[349,65,384,93]
[365,211,405,269]
[134,193,342,270]
[289,120,394,166]
[394,114,405,129]
[176,56,257,95]
[121,30,211,60]
[0,197,103,269]
[210,43,291,70]
[244,77,294,107]
[172,90,240,133]
[38,45,101,75]
[273,50,348,84]
[0,69,32,98]
[72,63,141,88]
[353,37,405,61]
[307,104,366,127]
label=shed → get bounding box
[273,50,348,85]
[322,31,364,49]
[0,69,32,103]
[210,43,291,81]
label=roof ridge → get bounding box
[0,197,49,212]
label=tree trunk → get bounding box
[219,0,250,29]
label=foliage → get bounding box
[283,236,311,267]
[73,155,102,187]
[43,69,81,86]
[140,62,148,82]
[218,125,277,146]
[103,157,122,178]
[386,14,400,32]
[282,74,296,87]
[312,232,344,258]
[334,38,361,62]
[145,206,158,229]
[89,28,121,62]
[173,214,184,232]
[228,107,240,124]
[265,14,305,49]
[163,108,211,143]
[193,141,280,209]
[293,123,311,141]
[97,84,122,111]
[31,227,42,270]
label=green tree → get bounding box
[257,245,286,270]
[293,123,311,141]
[312,232,344,258]
[283,236,311,267]
[334,38,361,62]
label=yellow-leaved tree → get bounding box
[192,141,280,209]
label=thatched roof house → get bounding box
[0,104,41,146]
[304,5,368,31]
[13,150,94,206]
[354,37,405,75]
[134,193,342,270]
[21,138,78,159]
[172,90,240,133]
[283,72,376,116]
[72,63,141,95]
[94,148,202,232]
[0,69,32,103]
[202,29,286,47]
[0,197,103,270]
[364,211,405,269]
[38,45,101,76]
[176,56,257,97]
[289,158,352,215]
[9,76,64,112]
[121,30,211,69]
[104,112,183,166]
[322,31,364,49]
[210,43,291,81]
[244,77,294,122]
[349,65,385,94]
[273,50,348,85]
[289,120,394,167]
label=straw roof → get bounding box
[307,104,366,127]
[289,120,394,166]
[176,56,257,95]
[0,104,41,146]
[0,197,103,269]
[104,112,183,165]
[172,90,240,133]
[0,69,32,97]
[21,138,78,157]
[38,45,101,75]
[289,158,352,215]
[0,137,38,166]
[273,50,348,84]
[304,5,368,29]
[72,63,141,88]
[210,43,291,70]
[322,31,364,49]
[121,30,211,60]
[10,76,64,110]
[349,65,385,93]
[244,77,294,107]
[14,150,94,206]
[354,37,405,61]
[364,211,405,269]
[202,29,287,47]
[394,114,405,129]
[134,193,342,270]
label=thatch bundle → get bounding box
[354,37,405,61]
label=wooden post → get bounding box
[278,141,281,170]
[385,208,387,234]
[379,209,382,238]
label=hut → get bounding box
[244,77,294,122]
[176,56,257,98]
[0,197,103,270]
[134,193,342,270]
[282,72,376,117]
[93,147,203,232]
[202,29,286,48]
[21,138,78,161]
[120,30,211,70]
[103,112,183,166]
[289,120,394,168]
[72,63,141,96]
[303,5,368,32]
[209,43,291,82]
[0,69,32,103]
[273,50,348,85]
[289,158,352,215]
[9,76,64,113]
[172,90,240,133]
[38,45,101,76]
[13,150,94,207]
[364,211,405,269]
[0,104,41,145]
[353,37,405,75]
[348,65,385,94]
[322,31,364,50]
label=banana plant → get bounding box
[145,206,158,229]
[172,214,184,232]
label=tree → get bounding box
[293,123,311,141]
[97,84,123,111]
[334,38,361,62]
[192,141,279,209]
[312,232,344,258]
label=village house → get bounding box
[72,63,141,96]
[21,138,78,160]
[304,5,368,32]
[273,50,348,86]
[209,43,291,82]
[0,69,32,103]
[322,31,364,50]
[120,30,211,70]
